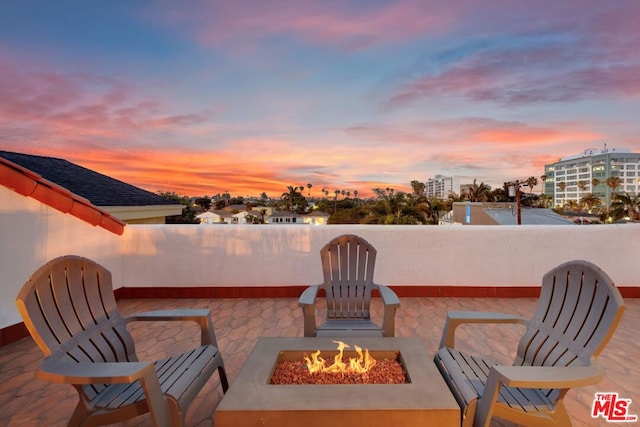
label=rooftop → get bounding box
[2,296,637,426]
[0,150,176,207]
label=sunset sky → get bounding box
[1,1,639,198]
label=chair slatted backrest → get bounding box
[515,260,625,400]
[321,235,377,320]
[16,256,138,386]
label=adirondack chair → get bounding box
[298,234,400,337]
[434,260,625,427]
[15,255,229,427]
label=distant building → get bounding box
[268,211,303,224]
[425,175,462,199]
[231,211,251,224]
[443,202,575,226]
[303,210,330,225]
[197,207,328,225]
[544,147,640,207]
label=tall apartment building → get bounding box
[543,147,640,207]
[425,175,462,199]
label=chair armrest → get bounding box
[375,284,400,337]
[126,309,220,346]
[490,364,603,389]
[37,358,153,385]
[439,311,528,349]
[38,358,171,426]
[475,364,603,427]
[375,284,400,307]
[298,285,320,306]
[299,285,320,337]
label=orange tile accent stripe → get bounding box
[0,157,126,235]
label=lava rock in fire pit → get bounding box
[270,359,407,385]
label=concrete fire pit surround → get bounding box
[215,337,459,427]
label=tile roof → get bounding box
[1,153,126,235]
[0,151,176,207]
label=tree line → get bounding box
[159,175,639,224]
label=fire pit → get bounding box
[270,340,407,385]
[215,337,459,427]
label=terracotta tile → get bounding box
[0,297,637,426]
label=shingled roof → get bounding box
[0,151,175,207]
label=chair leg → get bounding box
[218,365,229,393]
[550,401,572,427]
[474,372,500,427]
[67,400,90,427]
[167,397,184,427]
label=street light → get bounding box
[507,180,523,225]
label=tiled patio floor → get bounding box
[1,296,638,426]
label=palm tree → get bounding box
[539,193,553,208]
[579,193,602,213]
[492,186,509,202]
[307,183,312,197]
[526,176,538,193]
[402,193,430,224]
[410,180,426,196]
[427,196,446,224]
[281,185,307,213]
[606,176,622,194]
[566,200,580,212]
[610,192,640,221]
[605,176,622,208]
[591,178,600,189]
[368,188,428,224]
[577,181,587,192]
[467,179,491,202]
[540,175,547,194]
[558,182,567,194]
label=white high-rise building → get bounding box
[425,175,462,199]
[543,147,640,207]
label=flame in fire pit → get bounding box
[304,340,377,375]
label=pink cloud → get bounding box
[147,0,456,51]
[0,52,214,146]
[381,1,640,108]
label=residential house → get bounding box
[196,210,233,224]
[268,211,303,224]
[303,210,331,225]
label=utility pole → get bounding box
[508,180,523,225]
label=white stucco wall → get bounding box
[120,224,639,289]
[0,187,121,327]
[2,183,639,330]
